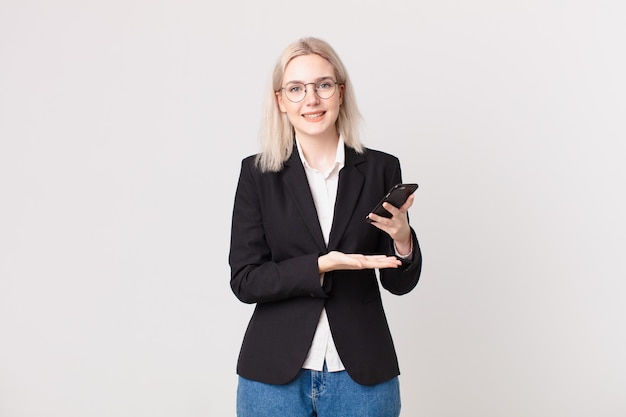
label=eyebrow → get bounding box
[284,76,335,84]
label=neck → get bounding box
[297,133,339,172]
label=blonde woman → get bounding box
[229,37,422,417]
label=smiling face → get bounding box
[276,54,344,143]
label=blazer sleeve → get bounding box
[229,158,328,304]
[378,155,423,295]
[380,228,422,295]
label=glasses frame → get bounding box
[278,79,343,103]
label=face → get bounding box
[276,54,344,142]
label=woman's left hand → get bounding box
[367,194,414,255]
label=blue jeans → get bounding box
[237,368,401,417]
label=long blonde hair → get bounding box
[255,37,364,172]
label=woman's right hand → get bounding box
[318,251,402,274]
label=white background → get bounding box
[1,0,625,416]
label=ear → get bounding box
[276,91,287,112]
[338,84,345,105]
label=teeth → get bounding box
[303,112,324,119]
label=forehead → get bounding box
[283,54,335,82]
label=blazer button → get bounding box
[310,293,315,297]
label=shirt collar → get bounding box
[295,135,345,175]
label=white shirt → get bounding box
[297,136,346,372]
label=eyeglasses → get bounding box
[279,78,342,103]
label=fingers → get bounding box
[368,208,407,234]
[382,193,414,216]
[400,193,415,210]
[367,194,413,242]
[368,194,413,224]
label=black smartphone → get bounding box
[366,183,418,223]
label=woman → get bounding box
[229,37,422,417]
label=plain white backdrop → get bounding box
[1,0,625,416]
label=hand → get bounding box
[367,194,414,254]
[318,251,402,273]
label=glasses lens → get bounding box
[285,83,306,102]
[316,80,336,99]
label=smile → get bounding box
[302,112,326,119]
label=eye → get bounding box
[317,80,334,90]
[287,84,304,93]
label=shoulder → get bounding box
[238,154,264,175]
[237,154,288,184]
[351,147,401,170]
[241,154,259,167]
[362,147,400,164]
[235,155,263,188]
[240,153,292,174]
[346,147,402,183]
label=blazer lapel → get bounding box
[328,147,366,250]
[282,150,328,253]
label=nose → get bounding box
[302,84,320,105]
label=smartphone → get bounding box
[366,183,418,223]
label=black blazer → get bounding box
[229,145,422,386]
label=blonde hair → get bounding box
[256,37,364,172]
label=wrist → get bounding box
[318,253,330,273]
[394,239,413,259]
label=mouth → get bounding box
[302,111,326,120]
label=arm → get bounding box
[367,158,422,295]
[229,159,327,304]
